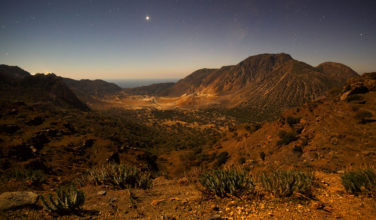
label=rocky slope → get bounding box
[214,72,376,172]
[124,53,359,121]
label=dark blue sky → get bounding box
[0,0,375,79]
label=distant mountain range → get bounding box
[0,53,359,121]
[124,53,358,120]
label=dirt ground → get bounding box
[2,171,376,219]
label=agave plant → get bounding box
[87,164,152,189]
[341,169,376,195]
[200,169,254,197]
[40,185,85,215]
[260,170,313,197]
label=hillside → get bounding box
[317,62,359,86]
[62,78,122,100]
[212,72,376,172]
[1,61,376,219]
[122,82,174,96]
[121,53,359,121]
[0,65,88,110]
[1,70,375,219]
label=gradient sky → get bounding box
[0,0,375,79]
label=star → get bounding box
[145,15,150,21]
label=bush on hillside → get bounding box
[260,170,313,197]
[259,151,266,161]
[213,151,229,167]
[346,94,363,102]
[277,130,298,146]
[341,169,376,195]
[286,116,301,127]
[87,164,152,189]
[200,169,254,197]
[354,110,373,124]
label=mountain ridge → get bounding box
[0,65,89,110]
[122,53,359,120]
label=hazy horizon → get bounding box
[6,51,368,81]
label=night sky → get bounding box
[0,0,375,79]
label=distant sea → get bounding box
[105,78,180,88]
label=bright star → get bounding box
[145,15,150,21]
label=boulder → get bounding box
[0,191,39,210]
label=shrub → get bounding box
[260,152,265,161]
[3,168,46,186]
[245,123,262,133]
[238,157,246,164]
[346,94,363,102]
[260,170,313,197]
[213,152,229,167]
[286,116,301,127]
[277,130,298,146]
[184,148,216,167]
[25,169,46,186]
[293,145,303,154]
[137,152,159,171]
[341,169,376,195]
[87,164,152,189]
[200,169,254,197]
[300,138,308,147]
[40,185,85,215]
[354,111,373,124]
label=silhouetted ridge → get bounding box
[0,65,88,110]
[123,82,175,96]
[0,64,30,84]
[62,78,122,100]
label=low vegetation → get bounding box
[86,164,152,189]
[341,169,376,195]
[183,147,217,168]
[259,151,266,161]
[245,123,262,133]
[260,170,313,197]
[286,116,301,127]
[238,157,246,164]
[200,169,254,197]
[354,110,373,124]
[346,94,363,102]
[277,130,298,146]
[40,185,85,215]
[1,168,46,187]
[293,145,303,154]
[213,151,230,168]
